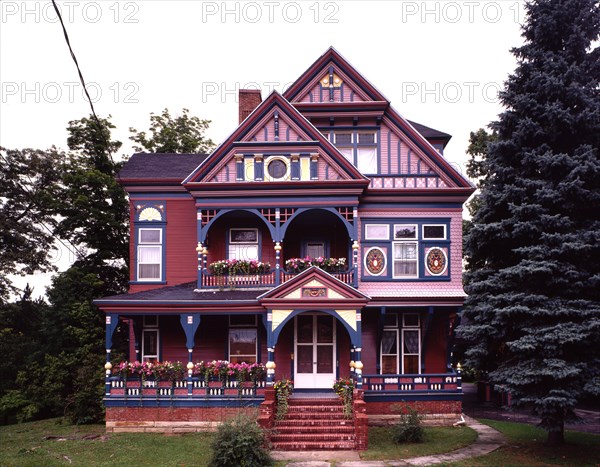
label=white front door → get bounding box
[294,313,336,388]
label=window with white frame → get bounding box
[228,315,257,363]
[380,313,421,374]
[138,228,162,281]
[228,228,259,261]
[142,316,159,362]
[393,224,418,278]
[333,132,353,164]
[422,224,446,240]
[357,132,377,174]
[365,224,390,240]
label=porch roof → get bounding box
[94,282,265,306]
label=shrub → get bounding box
[390,405,424,443]
[209,415,274,467]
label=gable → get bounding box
[259,266,370,306]
[296,65,372,104]
[183,92,369,185]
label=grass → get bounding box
[445,419,600,466]
[1,417,598,466]
[0,418,214,467]
[360,425,478,460]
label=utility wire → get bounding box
[51,0,115,164]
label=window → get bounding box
[306,242,325,258]
[266,157,288,180]
[422,224,446,240]
[228,228,259,261]
[138,228,162,281]
[393,242,418,278]
[365,224,389,240]
[380,313,421,374]
[142,316,159,362]
[357,132,377,174]
[229,315,257,363]
[394,224,417,240]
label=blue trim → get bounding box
[106,313,119,349]
[363,392,462,402]
[134,222,166,283]
[280,207,354,239]
[201,208,276,243]
[254,158,264,181]
[129,193,192,200]
[104,397,264,408]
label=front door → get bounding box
[294,313,336,388]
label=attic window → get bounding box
[268,159,287,179]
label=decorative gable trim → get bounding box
[183,92,369,186]
[258,266,370,307]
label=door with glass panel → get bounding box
[294,313,336,388]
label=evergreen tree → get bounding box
[460,0,600,445]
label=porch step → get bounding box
[270,397,357,451]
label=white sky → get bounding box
[1,0,526,297]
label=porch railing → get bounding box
[200,269,354,288]
[362,373,461,393]
[106,377,267,398]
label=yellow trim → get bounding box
[244,158,254,181]
[272,310,293,332]
[301,156,310,181]
[335,309,357,331]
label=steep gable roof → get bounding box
[284,47,473,190]
[118,153,208,181]
[183,91,369,185]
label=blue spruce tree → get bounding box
[460,0,600,445]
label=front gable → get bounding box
[183,92,369,186]
[259,266,370,308]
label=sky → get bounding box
[1,0,526,296]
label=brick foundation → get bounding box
[105,406,259,433]
[366,400,462,426]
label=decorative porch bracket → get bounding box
[180,314,201,395]
[105,313,119,395]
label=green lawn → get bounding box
[1,417,598,466]
[445,419,600,466]
[0,418,214,467]
[361,425,477,460]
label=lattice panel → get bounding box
[202,209,219,226]
[337,207,354,222]
[261,208,277,226]
[280,208,296,223]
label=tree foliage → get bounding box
[0,148,65,301]
[460,0,600,445]
[129,108,215,154]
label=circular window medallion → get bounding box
[426,247,447,275]
[267,159,287,179]
[365,247,385,276]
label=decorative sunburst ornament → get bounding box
[426,248,447,275]
[365,248,385,275]
[139,207,162,221]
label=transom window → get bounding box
[422,224,446,239]
[138,228,162,281]
[228,228,259,261]
[365,224,390,240]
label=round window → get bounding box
[268,159,287,179]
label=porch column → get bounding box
[265,311,276,385]
[180,314,201,395]
[352,240,359,288]
[353,310,363,388]
[196,208,203,288]
[104,313,119,396]
[132,317,142,361]
[274,242,282,286]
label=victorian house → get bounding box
[95,47,474,449]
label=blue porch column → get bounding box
[104,313,119,395]
[264,311,276,385]
[352,240,360,288]
[353,310,363,388]
[180,314,201,395]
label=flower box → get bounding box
[126,380,141,388]
[208,381,223,388]
[158,381,173,388]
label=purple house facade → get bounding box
[95,48,474,449]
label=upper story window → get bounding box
[138,228,162,281]
[328,130,379,174]
[362,219,451,281]
[228,228,259,261]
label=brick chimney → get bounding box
[239,89,262,123]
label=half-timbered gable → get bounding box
[96,48,474,446]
